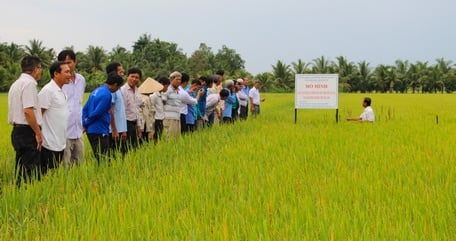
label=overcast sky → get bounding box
[1,0,455,74]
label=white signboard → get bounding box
[295,74,339,109]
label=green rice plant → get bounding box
[0,93,455,240]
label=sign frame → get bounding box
[294,74,339,123]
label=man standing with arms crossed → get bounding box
[59,50,86,168]
[8,56,43,186]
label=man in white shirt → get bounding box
[151,77,170,143]
[249,80,265,116]
[38,61,71,174]
[179,73,203,134]
[8,56,43,185]
[347,97,375,122]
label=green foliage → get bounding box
[25,39,55,68]
[0,36,455,93]
[271,60,293,91]
[213,45,245,76]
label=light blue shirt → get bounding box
[222,89,236,118]
[110,89,127,133]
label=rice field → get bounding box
[0,93,455,240]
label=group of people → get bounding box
[7,50,265,186]
[8,51,86,186]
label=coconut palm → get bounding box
[393,60,409,93]
[254,72,274,92]
[25,39,54,67]
[108,45,132,65]
[311,56,334,74]
[5,43,25,63]
[271,60,293,91]
[357,61,374,93]
[79,45,107,73]
[335,56,357,92]
[291,59,311,74]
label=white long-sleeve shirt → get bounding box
[179,86,197,115]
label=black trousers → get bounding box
[153,119,163,143]
[87,133,110,164]
[232,107,239,121]
[239,105,248,120]
[40,147,63,175]
[180,114,188,134]
[110,133,128,157]
[126,120,139,150]
[222,117,233,124]
[11,125,41,186]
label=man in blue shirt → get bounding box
[83,72,124,163]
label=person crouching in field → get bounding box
[83,72,124,164]
[346,97,375,122]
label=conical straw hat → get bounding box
[138,77,164,94]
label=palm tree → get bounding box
[357,61,373,93]
[108,45,132,66]
[79,45,107,73]
[25,39,54,67]
[374,64,392,93]
[435,58,453,92]
[335,56,357,92]
[271,60,293,91]
[132,33,152,53]
[254,72,274,92]
[393,60,409,93]
[425,65,444,93]
[291,59,311,74]
[5,43,25,63]
[407,64,421,94]
[311,56,334,74]
[414,61,429,93]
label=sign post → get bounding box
[294,74,339,123]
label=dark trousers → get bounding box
[153,119,163,143]
[11,125,41,186]
[222,117,233,124]
[207,112,215,126]
[87,133,110,164]
[186,124,195,132]
[126,120,139,150]
[239,105,248,120]
[180,114,188,134]
[232,107,239,121]
[252,104,260,116]
[40,147,63,175]
[110,133,127,157]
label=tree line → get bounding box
[1,33,455,93]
